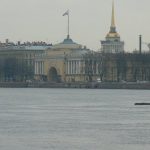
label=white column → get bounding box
[42,61,44,75]
[41,62,42,74]
[71,61,73,74]
[76,61,78,74]
[40,62,42,75]
[75,61,77,74]
[70,61,71,74]
[35,61,37,74]
[38,61,40,75]
[69,61,71,74]
[37,62,38,75]
[36,62,38,75]
[78,61,80,74]
[76,60,79,74]
[65,61,68,74]
[69,61,70,74]
[68,61,69,74]
[74,61,75,74]
[73,61,75,74]
[67,61,69,74]
[77,61,79,74]
[73,61,74,74]
[35,62,37,75]
[39,62,40,75]
[83,61,85,74]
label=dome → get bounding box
[106,32,120,38]
[52,36,82,49]
[62,38,76,44]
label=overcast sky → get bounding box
[0,0,149,52]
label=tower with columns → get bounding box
[101,1,124,53]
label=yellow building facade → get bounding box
[34,37,102,82]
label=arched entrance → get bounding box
[48,67,60,82]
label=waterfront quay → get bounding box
[0,82,150,89]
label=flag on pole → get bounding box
[63,10,69,16]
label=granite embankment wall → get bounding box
[0,82,28,88]
[0,82,150,89]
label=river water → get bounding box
[0,88,150,150]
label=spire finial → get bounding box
[111,0,115,27]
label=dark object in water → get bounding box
[135,103,150,105]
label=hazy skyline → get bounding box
[0,0,149,52]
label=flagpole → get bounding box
[67,10,70,39]
[63,10,70,39]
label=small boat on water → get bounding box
[134,103,150,105]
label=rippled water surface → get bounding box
[0,88,150,150]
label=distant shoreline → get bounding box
[0,82,150,89]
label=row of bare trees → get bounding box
[82,52,150,82]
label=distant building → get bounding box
[101,1,124,53]
[0,40,52,81]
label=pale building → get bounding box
[0,43,51,81]
[101,1,124,53]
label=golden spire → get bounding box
[106,0,120,38]
[111,0,115,27]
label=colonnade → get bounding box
[35,61,44,75]
[66,60,82,75]
[66,60,102,75]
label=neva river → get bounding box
[0,88,150,150]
